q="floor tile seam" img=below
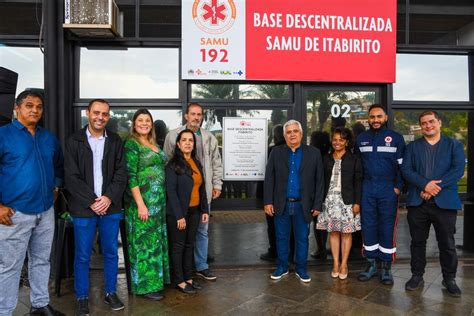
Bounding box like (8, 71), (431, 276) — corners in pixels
(259, 289), (309, 304)
(224, 292), (303, 314)
(358, 287), (378, 302)
(343, 299), (407, 316)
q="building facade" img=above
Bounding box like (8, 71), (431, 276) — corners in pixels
(0, 0), (473, 214)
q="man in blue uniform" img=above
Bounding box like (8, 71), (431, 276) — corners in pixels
(356, 104), (405, 285)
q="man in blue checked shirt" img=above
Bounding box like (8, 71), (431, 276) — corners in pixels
(0, 90), (64, 316)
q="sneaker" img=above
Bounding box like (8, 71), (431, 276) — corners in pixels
(270, 268), (289, 280)
(196, 269), (217, 281)
(442, 279), (462, 297)
(380, 261), (394, 285)
(405, 275), (424, 291)
(296, 271), (311, 283)
(358, 258), (377, 282)
(104, 293), (125, 311)
(75, 299), (90, 316)
(30, 304), (65, 316)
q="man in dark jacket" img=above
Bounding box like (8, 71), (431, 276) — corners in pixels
(264, 120), (324, 283)
(401, 111), (465, 297)
(65, 99), (127, 315)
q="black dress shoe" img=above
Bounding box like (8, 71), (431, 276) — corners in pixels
(186, 280), (202, 290)
(176, 283), (196, 294)
(405, 275), (424, 291)
(142, 291), (164, 301)
(30, 304), (65, 316)
(442, 279), (462, 297)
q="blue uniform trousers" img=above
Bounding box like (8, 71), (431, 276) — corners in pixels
(361, 180), (398, 262)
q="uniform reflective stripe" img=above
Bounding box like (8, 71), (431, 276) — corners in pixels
(379, 245), (397, 254)
(377, 146), (397, 153)
(397, 158), (403, 164)
(363, 243), (379, 251)
(359, 146), (373, 152)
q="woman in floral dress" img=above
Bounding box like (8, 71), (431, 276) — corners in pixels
(124, 109), (170, 300)
(317, 127), (362, 280)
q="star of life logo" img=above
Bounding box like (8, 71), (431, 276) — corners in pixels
(192, 0), (237, 34)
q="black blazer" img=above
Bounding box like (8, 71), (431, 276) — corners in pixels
(64, 127), (127, 217)
(165, 159), (209, 220)
(323, 152), (363, 205)
(263, 144), (324, 223)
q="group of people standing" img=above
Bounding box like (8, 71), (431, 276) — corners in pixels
(263, 104), (465, 298)
(0, 92), (222, 316)
(0, 91), (465, 316)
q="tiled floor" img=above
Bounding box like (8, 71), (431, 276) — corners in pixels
(15, 260), (474, 315)
(14, 210), (474, 315)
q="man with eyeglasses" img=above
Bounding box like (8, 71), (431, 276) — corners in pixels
(356, 104), (405, 285)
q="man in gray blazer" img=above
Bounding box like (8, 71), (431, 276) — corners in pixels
(264, 120), (324, 282)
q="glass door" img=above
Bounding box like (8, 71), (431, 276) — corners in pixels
(303, 87), (382, 144)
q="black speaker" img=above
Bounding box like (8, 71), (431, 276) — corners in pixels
(0, 67), (18, 126)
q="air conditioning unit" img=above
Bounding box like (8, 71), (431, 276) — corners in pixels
(63, 0), (123, 38)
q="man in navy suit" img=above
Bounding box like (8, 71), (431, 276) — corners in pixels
(264, 120), (324, 283)
(401, 110), (465, 297)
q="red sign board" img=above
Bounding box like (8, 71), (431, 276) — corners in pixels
(246, 0), (396, 82)
(182, 0), (397, 83)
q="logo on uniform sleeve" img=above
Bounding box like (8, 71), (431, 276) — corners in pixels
(384, 136), (392, 146)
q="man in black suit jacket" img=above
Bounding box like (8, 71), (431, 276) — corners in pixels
(264, 120), (324, 283)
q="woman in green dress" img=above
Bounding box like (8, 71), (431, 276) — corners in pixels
(124, 109), (170, 300)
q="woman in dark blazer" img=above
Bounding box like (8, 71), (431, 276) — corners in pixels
(166, 129), (209, 294)
(317, 127), (362, 280)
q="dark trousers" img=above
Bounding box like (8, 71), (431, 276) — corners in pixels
(407, 202), (458, 280)
(265, 214), (295, 259)
(167, 207), (200, 285)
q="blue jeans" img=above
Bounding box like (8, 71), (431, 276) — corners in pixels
(194, 205), (210, 271)
(274, 202), (310, 273)
(73, 212), (123, 299)
(0, 206), (55, 316)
